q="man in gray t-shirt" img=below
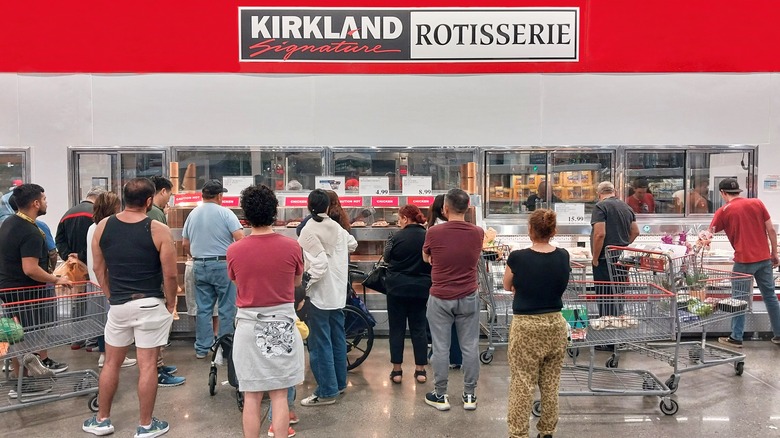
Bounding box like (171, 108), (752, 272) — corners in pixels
(591, 181), (639, 318)
(182, 180), (244, 358)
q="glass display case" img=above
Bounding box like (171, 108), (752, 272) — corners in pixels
(0, 149), (28, 193)
(625, 151), (685, 214)
(485, 150), (612, 215)
(70, 148), (167, 201)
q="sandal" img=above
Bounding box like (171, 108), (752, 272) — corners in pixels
(414, 369), (427, 383)
(390, 370), (403, 384)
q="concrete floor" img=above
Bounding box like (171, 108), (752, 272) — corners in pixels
(4, 338), (780, 438)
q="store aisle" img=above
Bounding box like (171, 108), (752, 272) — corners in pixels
(5, 338), (780, 437)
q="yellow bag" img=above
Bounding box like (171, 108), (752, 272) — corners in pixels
(295, 318), (309, 340)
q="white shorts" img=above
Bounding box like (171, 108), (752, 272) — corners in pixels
(104, 298), (174, 349)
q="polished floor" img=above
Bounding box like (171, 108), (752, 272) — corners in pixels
(4, 336), (780, 437)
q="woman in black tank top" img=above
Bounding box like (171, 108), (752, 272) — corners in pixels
(502, 209), (570, 438)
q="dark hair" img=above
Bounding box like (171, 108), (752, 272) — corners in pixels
(8, 195), (17, 212)
(445, 188), (470, 214)
(308, 189), (330, 222)
(326, 191), (351, 231)
(123, 178), (155, 208)
(399, 205), (426, 225)
(241, 185), (277, 227)
(633, 178), (650, 189)
(12, 184), (44, 209)
(149, 176), (173, 193)
(93, 192), (121, 224)
(528, 208), (557, 241)
(427, 194), (447, 228)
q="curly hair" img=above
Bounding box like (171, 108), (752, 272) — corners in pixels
(240, 185), (278, 227)
(399, 204), (426, 225)
(528, 208), (557, 241)
(93, 192), (120, 224)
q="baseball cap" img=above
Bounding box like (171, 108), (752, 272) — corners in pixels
(202, 179), (228, 196)
(718, 178), (743, 194)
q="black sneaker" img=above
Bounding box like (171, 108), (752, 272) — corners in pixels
(718, 337), (743, 348)
(40, 356), (68, 373)
(462, 392), (477, 410)
(425, 391), (450, 411)
(537, 435), (553, 438)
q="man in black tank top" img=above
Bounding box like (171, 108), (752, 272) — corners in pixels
(83, 178), (178, 438)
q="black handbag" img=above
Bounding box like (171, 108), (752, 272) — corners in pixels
(362, 256), (388, 294)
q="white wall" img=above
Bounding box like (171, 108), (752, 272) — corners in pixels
(0, 72), (778, 229)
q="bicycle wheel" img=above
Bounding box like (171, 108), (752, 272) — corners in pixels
(343, 305), (374, 370)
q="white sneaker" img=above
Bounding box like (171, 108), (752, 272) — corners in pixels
(23, 353), (54, 377)
(98, 354), (137, 368)
(300, 394), (336, 406)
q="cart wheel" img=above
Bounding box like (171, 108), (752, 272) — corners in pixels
(479, 351), (493, 365)
(659, 399), (679, 416)
(665, 375), (679, 393)
(531, 400), (542, 418)
(88, 395), (99, 413)
(735, 361), (744, 376)
(236, 391), (244, 412)
(566, 348), (579, 358)
(605, 356), (619, 368)
(208, 370), (217, 396)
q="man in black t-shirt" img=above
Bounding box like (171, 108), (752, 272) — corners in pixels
(0, 184), (71, 379)
(591, 181), (639, 321)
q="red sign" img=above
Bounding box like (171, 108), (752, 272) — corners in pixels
(339, 197), (363, 207)
(285, 197), (309, 207)
(221, 196), (240, 207)
(371, 196), (399, 207)
(407, 196), (434, 207)
(173, 193), (201, 205)
(3, 2), (780, 73)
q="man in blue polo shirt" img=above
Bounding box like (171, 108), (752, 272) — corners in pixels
(182, 180), (244, 358)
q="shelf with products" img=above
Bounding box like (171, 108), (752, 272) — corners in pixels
(167, 191), (479, 281)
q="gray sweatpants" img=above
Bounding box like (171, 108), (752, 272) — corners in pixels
(427, 291), (480, 396)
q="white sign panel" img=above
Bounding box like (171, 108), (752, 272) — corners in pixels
(315, 175), (345, 196)
(222, 176), (255, 195)
(410, 10), (578, 60)
(555, 203), (586, 224)
(359, 176), (390, 196)
(402, 176), (433, 196)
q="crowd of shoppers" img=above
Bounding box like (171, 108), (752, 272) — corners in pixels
(7, 174), (780, 438)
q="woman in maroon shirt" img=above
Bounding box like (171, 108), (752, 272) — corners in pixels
(227, 185), (304, 438)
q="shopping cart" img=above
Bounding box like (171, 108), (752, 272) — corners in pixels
(477, 247), (589, 365)
(604, 245), (752, 392)
(477, 245), (512, 364)
(0, 282), (107, 413)
(533, 280), (680, 417)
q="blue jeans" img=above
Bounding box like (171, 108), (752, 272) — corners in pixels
(731, 259), (780, 341)
(307, 304), (347, 399)
(194, 259), (237, 355)
(268, 386), (296, 421)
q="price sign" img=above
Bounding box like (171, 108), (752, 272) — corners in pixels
(315, 176), (345, 196)
(402, 176), (432, 196)
(222, 176), (254, 195)
(555, 203), (586, 224)
(359, 176), (390, 196)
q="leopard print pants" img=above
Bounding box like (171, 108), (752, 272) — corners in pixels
(507, 312), (568, 438)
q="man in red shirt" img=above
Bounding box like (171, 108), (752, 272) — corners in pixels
(710, 178), (780, 348)
(422, 189), (484, 412)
